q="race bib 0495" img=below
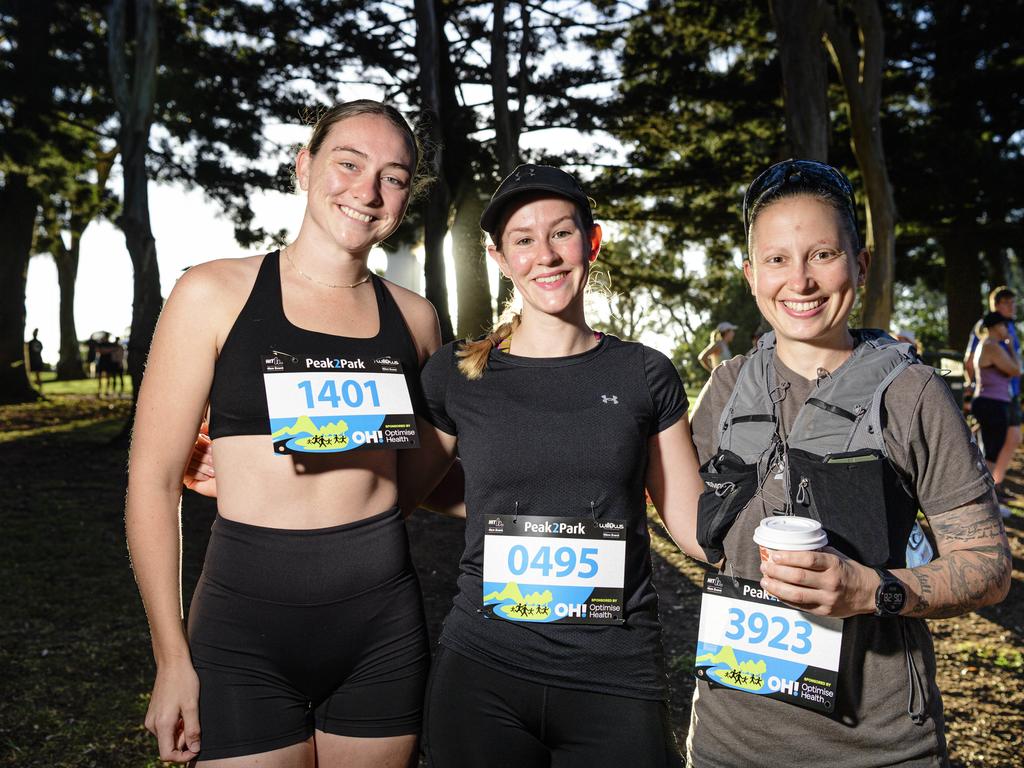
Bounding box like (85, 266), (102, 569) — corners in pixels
(694, 573), (844, 714)
(482, 514), (627, 625)
(262, 353), (419, 454)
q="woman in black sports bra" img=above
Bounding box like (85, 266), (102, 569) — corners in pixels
(125, 101), (449, 767)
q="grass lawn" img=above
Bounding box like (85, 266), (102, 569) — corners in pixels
(34, 372), (133, 398)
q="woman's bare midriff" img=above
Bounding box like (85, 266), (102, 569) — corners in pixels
(211, 435), (400, 529)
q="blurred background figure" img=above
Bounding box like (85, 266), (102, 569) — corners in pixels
(26, 328), (44, 390)
(965, 287), (1021, 504)
(970, 310), (1021, 515)
(749, 321), (770, 354)
(698, 320), (737, 372)
(109, 337), (126, 395)
(95, 332), (115, 396)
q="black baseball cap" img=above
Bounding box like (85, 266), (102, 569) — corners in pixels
(480, 164), (593, 236)
(983, 310), (1009, 329)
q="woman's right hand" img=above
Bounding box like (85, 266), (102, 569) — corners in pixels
(183, 421), (217, 498)
(145, 658), (202, 763)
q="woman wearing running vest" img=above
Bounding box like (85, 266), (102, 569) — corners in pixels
(970, 311), (1021, 480)
(400, 164), (706, 767)
(126, 101), (443, 766)
(687, 160), (1010, 766)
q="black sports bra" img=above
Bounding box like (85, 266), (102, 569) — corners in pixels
(208, 251), (425, 439)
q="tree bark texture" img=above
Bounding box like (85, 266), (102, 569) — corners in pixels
(942, 231), (983, 350)
(52, 150), (115, 380)
(414, 0), (455, 343)
(490, 1), (532, 314)
(108, 0), (162, 431)
(452, 184), (492, 338)
(53, 237), (85, 380)
(823, 0), (896, 331)
(0, 0), (54, 403)
(0, 176), (42, 403)
(771, 0), (829, 162)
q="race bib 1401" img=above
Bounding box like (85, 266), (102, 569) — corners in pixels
(482, 514), (627, 625)
(262, 352), (419, 454)
(694, 573), (844, 714)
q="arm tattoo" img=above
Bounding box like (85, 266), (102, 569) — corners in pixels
(929, 502), (1005, 541)
(903, 500), (1011, 619)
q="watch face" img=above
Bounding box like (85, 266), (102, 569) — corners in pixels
(878, 579), (906, 614)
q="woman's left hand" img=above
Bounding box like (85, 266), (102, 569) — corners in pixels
(758, 546), (876, 618)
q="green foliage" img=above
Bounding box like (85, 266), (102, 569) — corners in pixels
(893, 277), (949, 354)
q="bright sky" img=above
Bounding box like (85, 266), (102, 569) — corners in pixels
(26, 182), (305, 364)
(24, 124), (627, 366)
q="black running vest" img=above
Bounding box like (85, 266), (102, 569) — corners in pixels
(208, 251), (424, 439)
(696, 330), (922, 569)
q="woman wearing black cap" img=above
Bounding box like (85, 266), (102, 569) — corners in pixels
(686, 159), (1010, 766)
(404, 163), (706, 767)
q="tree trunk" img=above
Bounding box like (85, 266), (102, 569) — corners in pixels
(823, 0), (896, 330)
(452, 183), (492, 338)
(53, 149), (115, 381)
(942, 230), (983, 350)
(0, 175), (42, 403)
(53, 237), (86, 380)
(771, 0), (829, 162)
(490, 0), (533, 313)
(108, 0), (162, 437)
(414, 0), (455, 343)
(0, 0), (53, 403)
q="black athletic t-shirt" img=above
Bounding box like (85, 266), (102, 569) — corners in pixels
(420, 334), (687, 700)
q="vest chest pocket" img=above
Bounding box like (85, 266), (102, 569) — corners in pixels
(787, 448), (916, 568)
(697, 450), (759, 564)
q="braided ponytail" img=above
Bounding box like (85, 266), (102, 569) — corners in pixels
(456, 307), (523, 380)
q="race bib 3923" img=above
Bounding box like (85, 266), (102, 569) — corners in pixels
(695, 573), (844, 714)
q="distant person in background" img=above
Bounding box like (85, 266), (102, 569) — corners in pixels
(95, 332), (116, 396)
(26, 328), (43, 390)
(965, 286), (1021, 503)
(748, 321), (770, 354)
(698, 321), (737, 372)
(970, 311), (1020, 516)
(86, 336), (98, 378)
(109, 337), (126, 395)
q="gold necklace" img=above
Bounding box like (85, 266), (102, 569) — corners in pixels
(284, 247), (371, 289)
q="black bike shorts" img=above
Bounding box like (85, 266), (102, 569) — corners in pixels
(972, 396), (1010, 462)
(187, 508), (429, 760)
(423, 645), (683, 768)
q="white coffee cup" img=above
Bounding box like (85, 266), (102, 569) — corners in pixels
(753, 517), (828, 562)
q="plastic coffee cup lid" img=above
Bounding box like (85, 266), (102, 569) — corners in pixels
(752, 517), (828, 551)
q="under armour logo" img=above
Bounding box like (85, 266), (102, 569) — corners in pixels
(601, 395), (619, 404)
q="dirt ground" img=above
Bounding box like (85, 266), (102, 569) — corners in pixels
(1, 394), (1021, 766)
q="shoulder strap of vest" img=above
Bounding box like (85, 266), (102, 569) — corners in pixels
(717, 329), (919, 462)
(844, 330), (919, 457)
(715, 331), (781, 460)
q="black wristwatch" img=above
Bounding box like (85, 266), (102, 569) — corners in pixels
(873, 567), (906, 616)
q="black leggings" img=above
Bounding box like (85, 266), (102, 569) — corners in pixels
(423, 646), (682, 768)
(187, 509), (429, 761)
(972, 396), (1009, 462)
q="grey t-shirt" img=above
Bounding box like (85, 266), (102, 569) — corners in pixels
(686, 351), (992, 768)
